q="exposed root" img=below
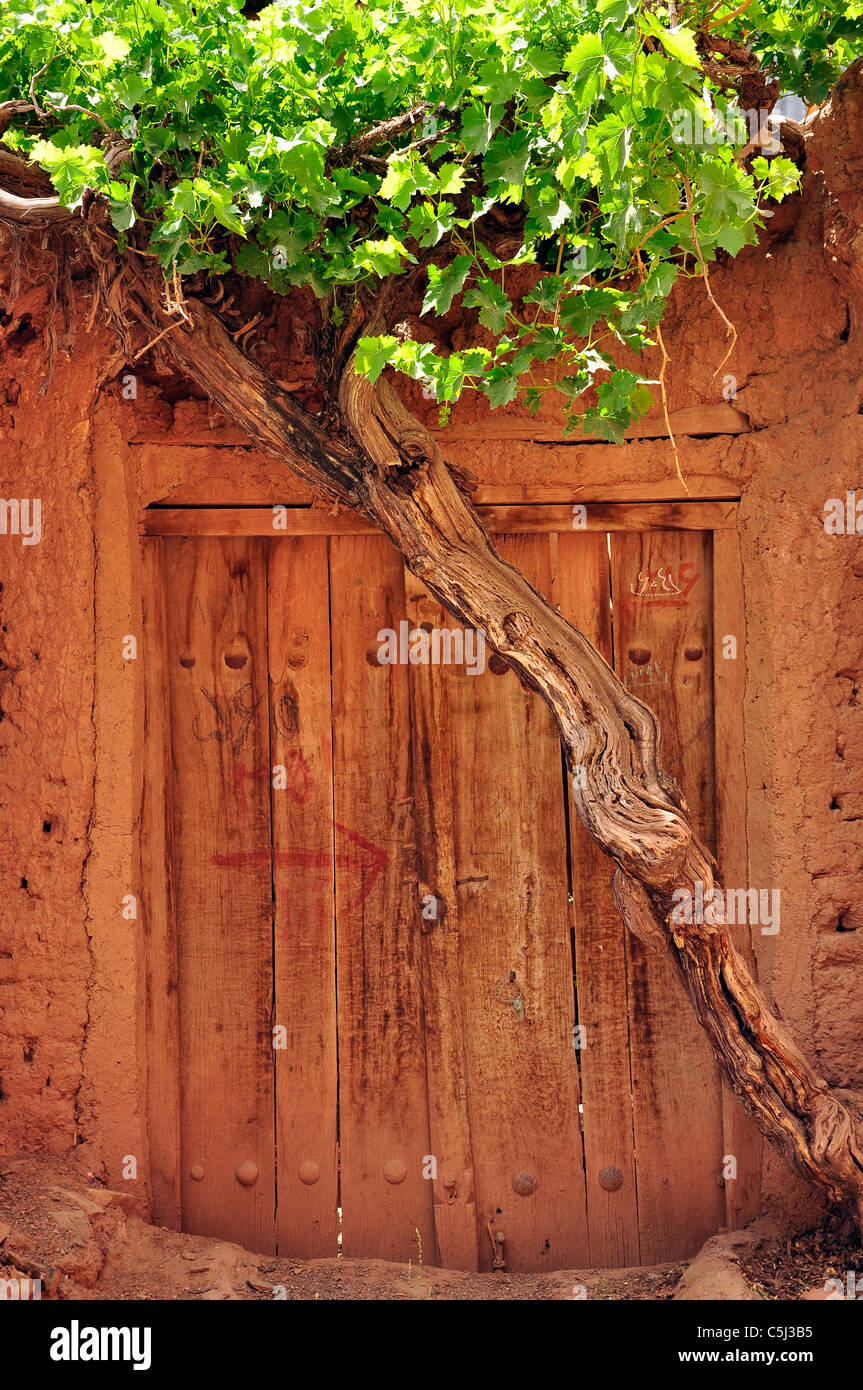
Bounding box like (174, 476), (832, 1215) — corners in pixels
(655, 321), (689, 496)
(636, 250), (689, 496)
(36, 249), (59, 397)
(133, 320), (182, 361)
(7, 225), (22, 304)
(684, 174), (738, 374)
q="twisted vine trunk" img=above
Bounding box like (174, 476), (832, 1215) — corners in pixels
(336, 366), (863, 1230)
(76, 204), (863, 1234)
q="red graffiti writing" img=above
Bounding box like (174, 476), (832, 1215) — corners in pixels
(211, 822), (388, 908)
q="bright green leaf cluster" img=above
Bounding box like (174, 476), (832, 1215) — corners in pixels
(0, 0), (858, 435)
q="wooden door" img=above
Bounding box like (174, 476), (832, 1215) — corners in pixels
(141, 507), (757, 1270)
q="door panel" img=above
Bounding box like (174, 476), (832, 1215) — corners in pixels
(329, 535), (436, 1262)
(268, 537), (339, 1257)
(439, 535), (590, 1272)
(556, 530), (641, 1268)
(610, 530), (724, 1262)
(165, 536), (277, 1252)
(148, 521), (743, 1269)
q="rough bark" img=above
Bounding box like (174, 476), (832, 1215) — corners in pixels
(0, 184), (70, 224)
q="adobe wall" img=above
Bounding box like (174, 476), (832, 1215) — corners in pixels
(1, 132), (862, 1240)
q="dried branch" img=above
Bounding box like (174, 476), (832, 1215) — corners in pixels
(332, 102), (447, 164)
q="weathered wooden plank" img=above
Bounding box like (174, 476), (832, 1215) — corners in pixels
(554, 531), (640, 1268)
(403, 569), (481, 1271)
(139, 538), (182, 1228)
(445, 535), (590, 1273)
(165, 536), (277, 1253)
(141, 506), (364, 537)
(713, 527), (762, 1230)
(268, 538), (339, 1257)
(138, 475), (741, 510)
(329, 535), (435, 1262)
(484, 502), (737, 533)
(140, 501), (738, 538)
(609, 529), (725, 1263)
(471, 481), (740, 504)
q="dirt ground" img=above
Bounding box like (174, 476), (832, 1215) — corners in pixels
(0, 1153), (686, 1301)
(4, 1152), (858, 1301)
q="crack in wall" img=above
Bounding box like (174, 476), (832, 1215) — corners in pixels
(72, 419), (99, 1154)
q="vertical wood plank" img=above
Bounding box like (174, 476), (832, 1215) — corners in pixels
(166, 536), (276, 1253)
(713, 527), (762, 1229)
(554, 531), (641, 1267)
(403, 564), (480, 1273)
(140, 538), (181, 1228)
(329, 535), (435, 1262)
(610, 530), (725, 1262)
(446, 535), (590, 1273)
(268, 538), (339, 1257)
(403, 569), (481, 1271)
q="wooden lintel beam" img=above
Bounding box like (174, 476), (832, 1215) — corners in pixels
(140, 500), (738, 538)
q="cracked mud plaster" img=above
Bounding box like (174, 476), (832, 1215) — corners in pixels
(1, 132), (863, 1235)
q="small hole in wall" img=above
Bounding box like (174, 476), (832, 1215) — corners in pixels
(8, 315), (36, 346)
(20, 877), (27, 890)
(836, 914), (858, 932)
(830, 797), (841, 811)
(22, 1043), (34, 1063)
(42, 820), (52, 834)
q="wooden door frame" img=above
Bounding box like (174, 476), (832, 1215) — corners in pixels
(138, 498), (758, 1254)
